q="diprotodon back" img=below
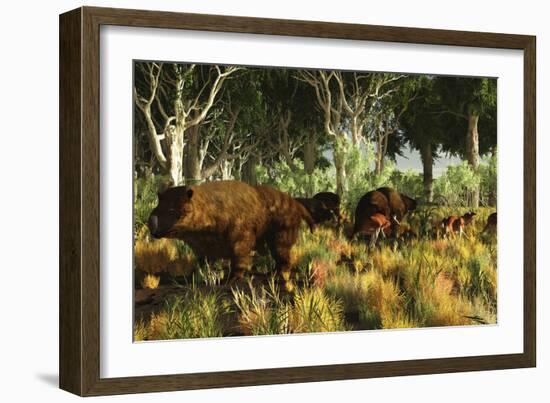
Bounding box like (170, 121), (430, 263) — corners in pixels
(183, 180), (266, 231)
(254, 185), (315, 232)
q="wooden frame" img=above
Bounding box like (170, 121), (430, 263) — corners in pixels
(59, 6), (536, 396)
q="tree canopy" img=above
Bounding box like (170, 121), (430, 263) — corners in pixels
(133, 62), (497, 206)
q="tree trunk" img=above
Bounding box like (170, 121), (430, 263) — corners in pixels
(220, 159), (233, 180)
(419, 141), (434, 203)
(466, 113), (480, 207)
(333, 141), (347, 198)
(185, 126), (202, 185)
(375, 149), (385, 176)
(351, 116), (361, 146)
(241, 156), (258, 185)
(303, 132), (316, 197)
(375, 135), (386, 176)
(166, 125), (184, 186)
(303, 136), (316, 175)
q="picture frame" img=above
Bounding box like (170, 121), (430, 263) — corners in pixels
(59, 6), (536, 396)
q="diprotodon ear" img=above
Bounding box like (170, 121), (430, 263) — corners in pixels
(186, 188), (194, 199)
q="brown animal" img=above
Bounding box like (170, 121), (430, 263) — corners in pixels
(147, 181), (314, 290)
(352, 212), (392, 248)
(441, 212), (476, 238)
(312, 192), (341, 225)
(295, 197), (335, 224)
(482, 212), (497, 234)
(352, 188), (416, 244)
(375, 187), (417, 235)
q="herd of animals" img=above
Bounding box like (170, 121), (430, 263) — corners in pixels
(147, 180), (497, 291)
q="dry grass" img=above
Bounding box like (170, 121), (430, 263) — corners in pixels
(136, 287), (230, 340)
(290, 287), (347, 333)
(134, 236), (196, 289)
(141, 274), (160, 289)
(134, 238), (177, 274)
(134, 207), (498, 340)
(232, 279), (347, 335)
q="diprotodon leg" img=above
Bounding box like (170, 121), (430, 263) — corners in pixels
(268, 229), (298, 292)
(229, 238), (255, 283)
(370, 227), (380, 248)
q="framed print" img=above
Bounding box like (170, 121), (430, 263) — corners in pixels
(59, 6), (536, 396)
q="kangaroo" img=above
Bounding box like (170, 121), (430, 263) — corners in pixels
(441, 212), (476, 239)
(352, 212), (393, 248)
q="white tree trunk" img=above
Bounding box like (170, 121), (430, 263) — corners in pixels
(420, 141), (433, 203)
(220, 159), (233, 180)
(166, 126), (184, 186)
(466, 113), (480, 208)
(334, 139), (347, 198)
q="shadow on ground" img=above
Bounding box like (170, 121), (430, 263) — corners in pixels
(35, 373), (58, 388)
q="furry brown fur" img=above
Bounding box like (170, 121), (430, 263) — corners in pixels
(148, 180), (314, 290)
(352, 190), (391, 238)
(352, 212), (392, 247)
(482, 212), (497, 234)
(441, 212), (476, 238)
(312, 192), (341, 224)
(295, 197), (335, 224)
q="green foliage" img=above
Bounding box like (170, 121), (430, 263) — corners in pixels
(154, 286), (230, 340)
(388, 169), (424, 200)
(478, 152), (497, 206)
(343, 142), (376, 211)
(433, 156), (497, 207)
(432, 161), (479, 206)
(133, 174), (167, 233)
(343, 143), (424, 212)
(232, 278), (292, 336)
(255, 159), (334, 197)
(292, 288), (347, 333)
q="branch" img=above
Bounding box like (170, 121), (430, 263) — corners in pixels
(186, 66), (241, 129)
(431, 109), (468, 120)
(201, 105), (241, 178)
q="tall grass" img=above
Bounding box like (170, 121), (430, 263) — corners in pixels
(136, 284), (230, 341)
(232, 278), (292, 336)
(291, 288), (347, 333)
(134, 205), (498, 340)
(232, 278), (347, 335)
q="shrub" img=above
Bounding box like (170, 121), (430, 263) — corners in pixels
(290, 288), (347, 333)
(433, 161), (480, 207)
(358, 271), (406, 329)
(233, 279), (347, 335)
(134, 174), (168, 233)
(134, 238), (178, 274)
(433, 155), (497, 207)
(255, 159), (334, 198)
(139, 286), (230, 340)
(325, 269), (367, 314)
(232, 278), (291, 336)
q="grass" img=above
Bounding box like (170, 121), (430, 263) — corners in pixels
(141, 274), (160, 289)
(135, 283), (231, 340)
(133, 206), (498, 341)
(232, 278), (347, 335)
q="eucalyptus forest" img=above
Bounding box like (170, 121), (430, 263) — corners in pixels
(133, 61), (498, 340)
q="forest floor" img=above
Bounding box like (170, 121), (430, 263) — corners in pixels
(133, 206), (497, 341)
